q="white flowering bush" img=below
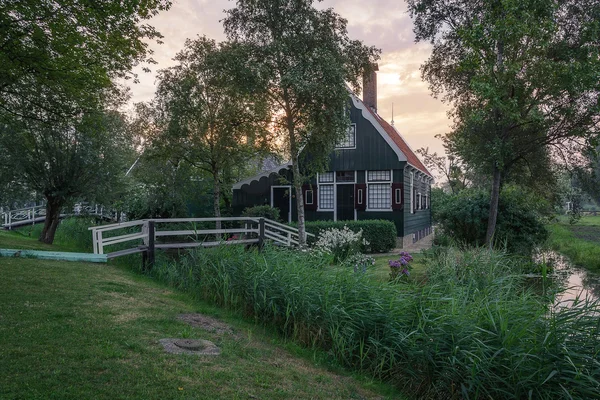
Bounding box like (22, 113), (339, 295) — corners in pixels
(314, 226), (369, 263)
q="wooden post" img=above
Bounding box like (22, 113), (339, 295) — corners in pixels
(147, 220), (155, 270)
(258, 218), (265, 249)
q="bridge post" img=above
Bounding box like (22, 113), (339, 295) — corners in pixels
(258, 218), (265, 249)
(147, 220), (155, 270)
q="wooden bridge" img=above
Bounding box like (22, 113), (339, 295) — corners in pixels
(1, 204), (121, 230)
(89, 217), (313, 264)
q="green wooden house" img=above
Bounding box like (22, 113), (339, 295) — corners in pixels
(232, 67), (433, 247)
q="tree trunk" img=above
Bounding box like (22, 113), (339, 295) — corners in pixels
(484, 166), (502, 248)
(213, 169), (222, 240)
(292, 155), (307, 247)
(39, 197), (63, 244)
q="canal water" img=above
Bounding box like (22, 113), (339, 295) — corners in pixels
(537, 251), (600, 306)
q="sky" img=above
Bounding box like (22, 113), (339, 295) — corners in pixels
(129, 0), (450, 157)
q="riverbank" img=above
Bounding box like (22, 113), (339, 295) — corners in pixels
(548, 216), (600, 271)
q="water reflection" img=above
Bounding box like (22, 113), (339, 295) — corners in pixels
(535, 251), (600, 306)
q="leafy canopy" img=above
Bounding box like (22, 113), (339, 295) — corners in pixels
(0, 0), (171, 120)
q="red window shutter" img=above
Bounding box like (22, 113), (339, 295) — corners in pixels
(355, 183), (366, 210)
(302, 184), (318, 211)
(392, 183), (403, 210)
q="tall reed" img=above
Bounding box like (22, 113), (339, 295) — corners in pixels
(152, 245), (600, 399)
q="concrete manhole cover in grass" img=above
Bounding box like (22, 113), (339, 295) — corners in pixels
(159, 338), (220, 356)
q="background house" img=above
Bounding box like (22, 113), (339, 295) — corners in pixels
(233, 67), (433, 247)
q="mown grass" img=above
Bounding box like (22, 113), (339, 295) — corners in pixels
(548, 216), (600, 271)
(0, 233), (402, 400)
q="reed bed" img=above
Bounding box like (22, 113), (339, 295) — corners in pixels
(152, 245), (600, 399)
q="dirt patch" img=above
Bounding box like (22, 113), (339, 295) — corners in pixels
(569, 225), (600, 242)
(159, 338), (220, 356)
(178, 314), (235, 335)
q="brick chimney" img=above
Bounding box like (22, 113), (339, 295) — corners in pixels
(362, 63), (379, 113)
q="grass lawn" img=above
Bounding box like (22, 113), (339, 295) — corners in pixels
(0, 233), (402, 400)
(548, 215), (600, 271)
(0, 229), (74, 251)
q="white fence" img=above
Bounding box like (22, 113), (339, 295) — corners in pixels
(1, 203), (122, 229)
(89, 217), (314, 260)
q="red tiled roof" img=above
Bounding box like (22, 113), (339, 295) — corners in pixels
(362, 104), (432, 177)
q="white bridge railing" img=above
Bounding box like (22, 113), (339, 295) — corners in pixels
(1, 203), (123, 229)
(88, 217), (314, 262)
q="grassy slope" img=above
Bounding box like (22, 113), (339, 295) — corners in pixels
(0, 231), (402, 400)
(548, 216), (600, 271)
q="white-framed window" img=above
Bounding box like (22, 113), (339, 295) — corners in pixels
(335, 124), (356, 149)
(319, 185), (334, 210)
(367, 170), (392, 210)
(367, 170), (391, 182)
(336, 170), (355, 183)
(305, 190), (314, 205)
(318, 172), (334, 183)
(417, 193), (422, 210)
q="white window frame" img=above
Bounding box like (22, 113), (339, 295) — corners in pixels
(410, 172), (414, 214)
(366, 169), (393, 211)
(335, 123), (357, 150)
(305, 189), (314, 205)
(317, 184), (334, 211)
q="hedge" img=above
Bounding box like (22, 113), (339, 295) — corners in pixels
(303, 220), (397, 253)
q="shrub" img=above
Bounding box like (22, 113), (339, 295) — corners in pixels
(304, 220), (396, 253)
(152, 245), (600, 399)
(435, 186), (548, 253)
(314, 226), (366, 263)
(241, 205), (280, 221)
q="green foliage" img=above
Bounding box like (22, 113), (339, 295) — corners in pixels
(408, 0), (600, 243)
(152, 245), (600, 399)
(241, 205), (280, 221)
(0, 0), (171, 120)
(150, 36), (271, 220)
(303, 220), (396, 253)
(435, 186), (548, 253)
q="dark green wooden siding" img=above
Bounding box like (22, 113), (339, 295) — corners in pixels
(326, 103), (404, 171)
(403, 167), (432, 237)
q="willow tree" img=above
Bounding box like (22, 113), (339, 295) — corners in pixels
(152, 36), (270, 226)
(223, 0), (379, 245)
(408, 0), (600, 246)
(0, 111), (135, 243)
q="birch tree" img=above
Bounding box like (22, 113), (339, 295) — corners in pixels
(223, 0), (379, 245)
